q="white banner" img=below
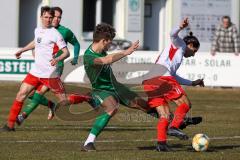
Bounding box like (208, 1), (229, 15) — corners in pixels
(0, 48), (239, 87)
(177, 53), (240, 87)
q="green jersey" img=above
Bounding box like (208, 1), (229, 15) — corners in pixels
(55, 25), (80, 68)
(84, 45), (138, 107)
(84, 46), (118, 91)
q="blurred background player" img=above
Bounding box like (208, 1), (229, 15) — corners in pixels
(0, 6), (70, 131)
(211, 16), (240, 56)
(0, 6), (89, 131)
(16, 6), (84, 125)
(143, 17), (204, 151)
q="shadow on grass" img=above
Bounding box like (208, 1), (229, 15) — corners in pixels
(15, 124), (155, 132)
(138, 144), (240, 152)
(207, 144), (240, 152)
(138, 144), (187, 152)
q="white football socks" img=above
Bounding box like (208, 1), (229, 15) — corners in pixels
(84, 133), (96, 146)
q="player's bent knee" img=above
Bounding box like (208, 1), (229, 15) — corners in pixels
(178, 101), (191, 109)
(107, 107), (118, 116)
(188, 103), (192, 108)
(160, 113), (170, 119)
(184, 100), (191, 108)
(175, 97), (191, 108)
(16, 91), (28, 101)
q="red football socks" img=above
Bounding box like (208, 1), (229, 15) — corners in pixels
(7, 100), (23, 128)
(157, 117), (169, 143)
(68, 94), (90, 104)
(170, 103), (190, 128)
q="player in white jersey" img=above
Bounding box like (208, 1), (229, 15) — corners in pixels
(0, 6), (86, 131)
(143, 18), (204, 151)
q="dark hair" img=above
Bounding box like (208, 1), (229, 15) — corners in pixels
(183, 32), (200, 49)
(41, 6), (54, 16)
(222, 15), (231, 22)
(52, 6), (63, 15)
(93, 23), (116, 42)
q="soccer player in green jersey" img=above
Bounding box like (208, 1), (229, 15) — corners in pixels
(82, 23), (202, 151)
(16, 6), (87, 125)
(52, 7), (80, 72)
(82, 23), (153, 151)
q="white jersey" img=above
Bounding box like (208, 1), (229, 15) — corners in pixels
(30, 27), (66, 78)
(155, 27), (192, 85)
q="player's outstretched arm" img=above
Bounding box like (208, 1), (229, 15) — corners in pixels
(179, 17), (189, 29)
(15, 40), (35, 59)
(67, 30), (80, 65)
(175, 74), (204, 87)
(94, 40), (139, 65)
(170, 17), (189, 37)
(170, 18), (189, 48)
(174, 74), (192, 86)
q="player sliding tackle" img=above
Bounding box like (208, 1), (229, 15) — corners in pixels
(142, 17), (204, 151)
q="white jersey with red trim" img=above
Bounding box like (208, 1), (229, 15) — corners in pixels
(30, 27), (66, 78)
(155, 27), (192, 85)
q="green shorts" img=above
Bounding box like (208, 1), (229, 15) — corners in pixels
(91, 83), (138, 107)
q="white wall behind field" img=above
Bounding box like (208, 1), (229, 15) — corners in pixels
(49, 0), (83, 45)
(0, 0), (239, 52)
(0, 1), (19, 47)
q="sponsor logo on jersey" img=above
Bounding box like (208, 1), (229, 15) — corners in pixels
(37, 37), (42, 43)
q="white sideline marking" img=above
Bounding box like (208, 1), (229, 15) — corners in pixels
(1, 136), (240, 143)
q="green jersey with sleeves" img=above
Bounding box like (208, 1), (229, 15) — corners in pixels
(83, 45), (118, 91)
(55, 25), (80, 74)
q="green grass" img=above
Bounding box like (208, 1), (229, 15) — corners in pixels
(0, 82), (240, 160)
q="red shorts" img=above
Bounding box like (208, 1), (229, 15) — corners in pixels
(143, 76), (186, 107)
(22, 73), (65, 94)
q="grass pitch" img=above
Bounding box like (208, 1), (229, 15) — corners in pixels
(0, 82), (240, 160)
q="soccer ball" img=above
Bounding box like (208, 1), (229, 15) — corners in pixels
(192, 133), (210, 152)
